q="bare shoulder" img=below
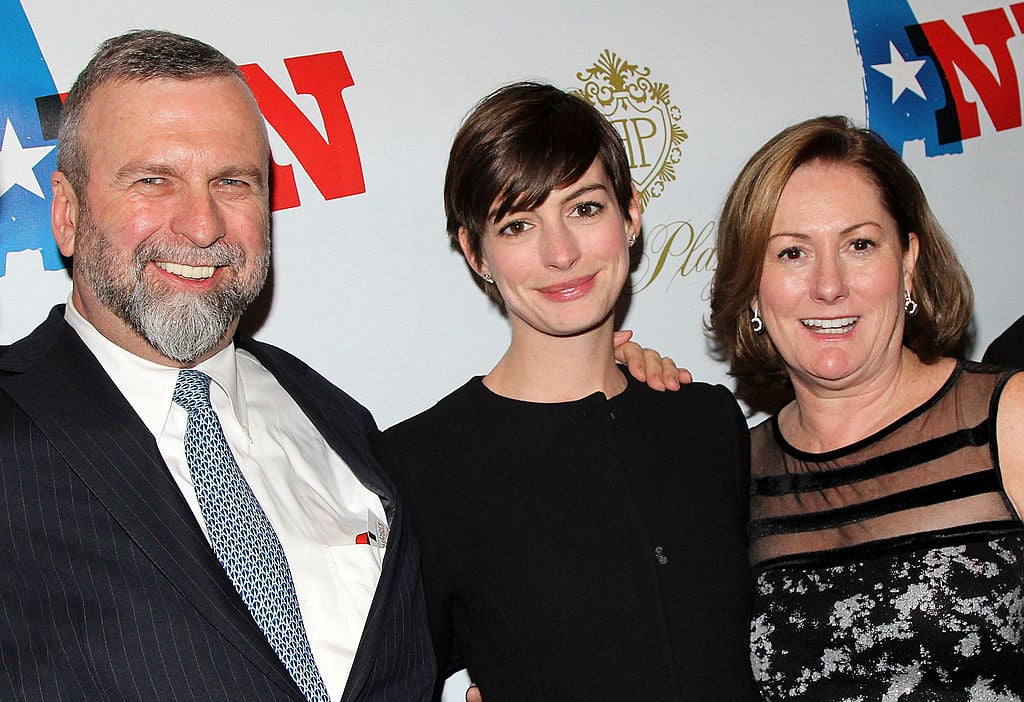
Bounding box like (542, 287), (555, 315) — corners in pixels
(995, 371), (1024, 515)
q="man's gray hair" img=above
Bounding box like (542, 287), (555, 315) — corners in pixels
(57, 29), (250, 194)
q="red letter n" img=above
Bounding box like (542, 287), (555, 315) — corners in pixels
(917, 8), (1022, 140)
(241, 52), (365, 211)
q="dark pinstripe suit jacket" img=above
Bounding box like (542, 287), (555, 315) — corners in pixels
(0, 306), (435, 701)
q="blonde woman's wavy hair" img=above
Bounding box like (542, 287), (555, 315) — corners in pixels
(707, 115), (972, 393)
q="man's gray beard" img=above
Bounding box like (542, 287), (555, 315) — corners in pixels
(77, 215), (269, 365)
(116, 276), (252, 364)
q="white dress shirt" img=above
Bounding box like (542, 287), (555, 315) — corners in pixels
(65, 302), (386, 702)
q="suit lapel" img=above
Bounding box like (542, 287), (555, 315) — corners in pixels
(1, 310), (304, 701)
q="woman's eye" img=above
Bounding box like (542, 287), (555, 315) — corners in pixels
(498, 220), (531, 236)
(778, 247), (803, 260)
(850, 238), (875, 251)
(572, 201), (603, 218)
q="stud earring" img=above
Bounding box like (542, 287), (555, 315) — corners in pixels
(482, 272), (494, 284)
(904, 289), (918, 317)
(628, 232), (638, 247)
(750, 309), (765, 334)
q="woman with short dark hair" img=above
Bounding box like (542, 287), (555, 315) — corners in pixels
(375, 82), (757, 701)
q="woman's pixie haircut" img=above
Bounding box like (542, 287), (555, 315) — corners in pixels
(443, 82), (635, 304)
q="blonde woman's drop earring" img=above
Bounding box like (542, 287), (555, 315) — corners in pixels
(750, 309), (765, 334)
(904, 289), (918, 317)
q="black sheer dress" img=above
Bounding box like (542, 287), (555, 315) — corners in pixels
(749, 361), (1024, 700)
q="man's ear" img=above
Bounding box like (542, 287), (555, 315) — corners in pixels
(51, 172), (81, 257)
(457, 227), (490, 280)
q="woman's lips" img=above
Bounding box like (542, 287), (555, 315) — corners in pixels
(538, 274), (596, 301)
(801, 316), (859, 334)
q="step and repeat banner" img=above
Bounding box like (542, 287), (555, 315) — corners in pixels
(3, 0), (1023, 436)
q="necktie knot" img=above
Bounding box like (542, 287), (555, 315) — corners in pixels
(173, 369), (213, 413)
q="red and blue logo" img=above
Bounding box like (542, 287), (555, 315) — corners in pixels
(0, 0), (62, 275)
(849, 0), (1024, 156)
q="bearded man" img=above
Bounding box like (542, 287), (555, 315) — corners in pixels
(0, 30), (434, 702)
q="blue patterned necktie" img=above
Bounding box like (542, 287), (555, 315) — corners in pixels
(172, 369), (330, 702)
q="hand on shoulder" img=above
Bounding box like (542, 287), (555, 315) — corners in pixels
(612, 330), (693, 390)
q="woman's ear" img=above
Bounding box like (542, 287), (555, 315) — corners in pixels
(458, 227), (491, 280)
(51, 172), (81, 257)
(626, 186), (643, 241)
(903, 231), (920, 292)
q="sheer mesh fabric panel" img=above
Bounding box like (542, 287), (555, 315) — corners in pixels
(749, 364), (1018, 569)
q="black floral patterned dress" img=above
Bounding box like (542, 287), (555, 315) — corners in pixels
(749, 361), (1024, 701)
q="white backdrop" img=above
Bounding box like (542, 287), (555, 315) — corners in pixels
(5, 0), (1022, 429)
(2, 1), (1023, 695)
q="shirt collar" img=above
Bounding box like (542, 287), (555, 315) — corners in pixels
(63, 298), (249, 438)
